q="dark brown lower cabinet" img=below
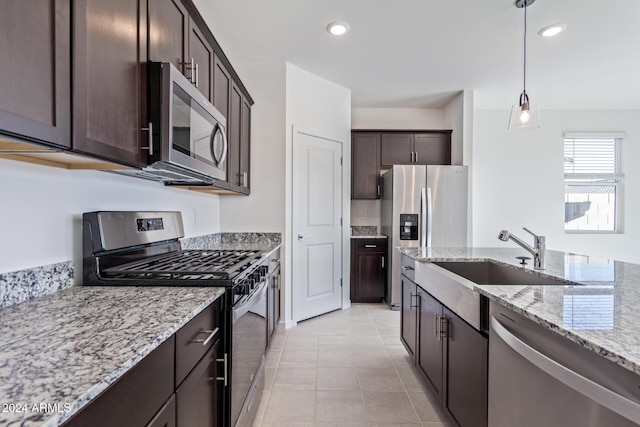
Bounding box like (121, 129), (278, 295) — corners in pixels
(404, 281), (488, 427)
(176, 338), (223, 427)
(147, 395), (176, 427)
(400, 276), (417, 359)
(443, 307), (488, 427)
(417, 287), (444, 403)
(63, 336), (175, 427)
(267, 264), (281, 343)
(351, 239), (386, 303)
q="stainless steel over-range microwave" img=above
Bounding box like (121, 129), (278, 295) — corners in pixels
(134, 62), (228, 184)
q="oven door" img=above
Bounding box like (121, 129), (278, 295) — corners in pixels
(231, 279), (267, 427)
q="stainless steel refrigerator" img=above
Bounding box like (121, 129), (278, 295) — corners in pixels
(381, 165), (468, 310)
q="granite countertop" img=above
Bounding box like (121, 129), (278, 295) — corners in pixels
(350, 235), (387, 239)
(400, 247), (640, 376)
(0, 285), (225, 426)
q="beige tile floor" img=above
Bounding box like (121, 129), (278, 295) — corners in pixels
(253, 303), (452, 427)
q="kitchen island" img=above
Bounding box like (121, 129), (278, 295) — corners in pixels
(400, 246), (640, 375)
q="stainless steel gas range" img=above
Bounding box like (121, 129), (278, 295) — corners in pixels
(82, 211), (267, 427)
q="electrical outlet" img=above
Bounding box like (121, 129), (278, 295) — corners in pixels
(193, 207), (199, 225)
(361, 210), (367, 219)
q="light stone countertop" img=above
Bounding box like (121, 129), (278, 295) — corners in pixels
(350, 235), (388, 239)
(400, 247), (640, 376)
(0, 286), (225, 426)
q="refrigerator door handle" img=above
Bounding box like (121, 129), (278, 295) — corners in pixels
(420, 187), (427, 247)
(426, 187), (433, 247)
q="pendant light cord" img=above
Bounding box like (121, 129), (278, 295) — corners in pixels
(523, 2), (527, 93)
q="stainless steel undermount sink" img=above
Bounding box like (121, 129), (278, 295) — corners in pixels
(432, 261), (576, 286)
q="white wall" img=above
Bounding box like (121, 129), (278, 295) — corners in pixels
(218, 61), (286, 233)
(473, 109), (640, 263)
(0, 158), (220, 275)
(352, 107), (445, 130)
(285, 63), (351, 326)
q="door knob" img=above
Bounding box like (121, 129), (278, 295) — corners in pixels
(297, 234), (311, 240)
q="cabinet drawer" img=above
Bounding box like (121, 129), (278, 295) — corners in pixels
(64, 336), (174, 427)
(176, 298), (222, 386)
(355, 239), (386, 252)
(400, 254), (416, 281)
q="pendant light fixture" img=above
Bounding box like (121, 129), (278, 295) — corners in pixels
(508, 0), (541, 131)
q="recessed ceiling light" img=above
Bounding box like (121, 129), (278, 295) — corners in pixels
(326, 21), (350, 36)
(538, 23), (567, 37)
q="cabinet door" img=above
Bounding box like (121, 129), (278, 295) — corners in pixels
(146, 394), (176, 427)
(188, 18), (213, 102)
(444, 307), (488, 427)
(400, 277), (417, 359)
(227, 84), (242, 191)
(73, 0), (145, 167)
(239, 96), (251, 193)
(148, 0), (188, 73)
(413, 133), (452, 165)
(176, 339), (223, 427)
(351, 240), (386, 303)
(380, 133), (413, 167)
(0, 0), (71, 148)
(213, 56), (231, 120)
(417, 287), (444, 405)
(351, 132), (381, 199)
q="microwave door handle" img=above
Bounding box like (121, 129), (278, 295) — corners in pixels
(210, 124), (228, 166)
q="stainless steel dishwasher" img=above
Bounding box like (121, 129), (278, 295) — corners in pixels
(489, 301), (640, 427)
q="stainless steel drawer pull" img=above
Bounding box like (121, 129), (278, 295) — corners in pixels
(209, 352), (228, 386)
(410, 293), (420, 309)
(365, 244), (377, 248)
(401, 265), (414, 271)
(381, 256), (385, 268)
(191, 327), (219, 346)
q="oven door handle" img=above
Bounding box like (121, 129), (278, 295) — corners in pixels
(233, 280), (267, 324)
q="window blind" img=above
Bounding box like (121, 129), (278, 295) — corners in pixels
(564, 138), (620, 175)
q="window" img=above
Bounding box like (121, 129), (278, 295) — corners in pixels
(564, 133), (625, 232)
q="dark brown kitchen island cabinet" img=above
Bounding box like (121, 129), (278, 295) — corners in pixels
(0, 0), (71, 148)
(380, 131), (452, 167)
(351, 239), (386, 303)
(351, 132), (381, 199)
(72, 0), (147, 167)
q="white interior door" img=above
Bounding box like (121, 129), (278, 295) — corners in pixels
(293, 130), (343, 322)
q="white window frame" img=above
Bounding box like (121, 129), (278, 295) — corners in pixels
(563, 132), (626, 234)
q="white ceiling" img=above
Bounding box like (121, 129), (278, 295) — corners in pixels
(194, 0), (640, 110)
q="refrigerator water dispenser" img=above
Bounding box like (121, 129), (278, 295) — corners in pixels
(399, 214), (419, 240)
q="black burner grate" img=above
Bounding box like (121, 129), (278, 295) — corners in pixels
(101, 250), (260, 280)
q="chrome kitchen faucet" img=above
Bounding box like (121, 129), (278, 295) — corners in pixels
(498, 228), (546, 270)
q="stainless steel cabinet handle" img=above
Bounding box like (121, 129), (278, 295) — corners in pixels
(243, 171), (248, 187)
(434, 313), (439, 337)
(491, 317), (640, 425)
(415, 151), (418, 163)
(440, 317), (448, 340)
(190, 58), (195, 83)
(377, 184), (381, 197)
(410, 293), (420, 309)
(191, 327), (219, 346)
(140, 122), (153, 156)
(401, 265), (414, 271)
(194, 62), (199, 88)
(381, 256), (385, 268)
(210, 352), (228, 386)
(365, 244), (377, 248)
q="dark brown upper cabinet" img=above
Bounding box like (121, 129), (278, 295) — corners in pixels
(352, 132), (381, 199)
(148, 0), (213, 103)
(0, 0), (71, 148)
(227, 83), (251, 194)
(72, 0), (147, 167)
(213, 57), (231, 120)
(380, 131), (452, 167)
(148, 0), (189, 74)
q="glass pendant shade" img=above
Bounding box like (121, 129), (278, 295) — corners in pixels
(508, 91), (541, 130)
